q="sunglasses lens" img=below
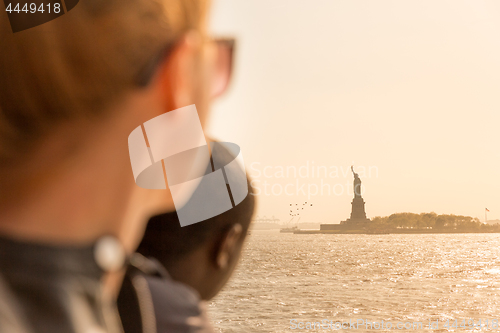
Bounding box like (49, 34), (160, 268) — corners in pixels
(211, 40), (234, 98)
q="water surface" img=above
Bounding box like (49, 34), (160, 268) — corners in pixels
(209, 231), (500, 332)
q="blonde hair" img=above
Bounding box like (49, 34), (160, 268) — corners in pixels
(0, 0), (210, 165)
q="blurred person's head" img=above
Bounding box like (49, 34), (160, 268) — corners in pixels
(0, 0), (233, 251)
(136, 185), (255, 300)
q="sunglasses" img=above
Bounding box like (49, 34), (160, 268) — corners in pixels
(135, 36), (236, 99)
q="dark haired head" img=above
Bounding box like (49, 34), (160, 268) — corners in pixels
(136, 183), (255, 299)
(138, 184), (254, 263)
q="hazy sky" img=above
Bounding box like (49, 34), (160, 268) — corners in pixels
(208, 0), (500, 224)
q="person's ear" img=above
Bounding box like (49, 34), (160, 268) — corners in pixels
(215, 224), (243, 269)
(157, 30), (203, 112)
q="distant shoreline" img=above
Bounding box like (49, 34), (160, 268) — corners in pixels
(315, 213), (500, 234)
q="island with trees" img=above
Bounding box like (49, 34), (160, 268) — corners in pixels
(369, 212), (500, 233)
(296, 212), (500, 234)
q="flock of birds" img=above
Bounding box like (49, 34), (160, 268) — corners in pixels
(289, 202), (313, 217)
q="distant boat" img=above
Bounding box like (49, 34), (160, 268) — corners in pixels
(281, 216), (301, 233)
(280, 226), (299, 233)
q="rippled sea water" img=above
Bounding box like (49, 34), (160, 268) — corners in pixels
(209, 231), (500, 332)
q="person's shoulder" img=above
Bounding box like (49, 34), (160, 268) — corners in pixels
(118, 254), (215, 333)
(145, 275), (214, 333)
(144, 273), (201, 314)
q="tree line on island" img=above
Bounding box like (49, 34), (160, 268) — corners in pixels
(369, 212), (500, 232)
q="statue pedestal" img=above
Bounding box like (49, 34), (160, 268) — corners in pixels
(341, 197), (371, 225)
(319, 199), (371, 230)
(350, 197), (367, 219)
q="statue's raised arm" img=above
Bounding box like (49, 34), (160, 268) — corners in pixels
(351, 165), (359, 178)
(351, 165), (361, 197)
